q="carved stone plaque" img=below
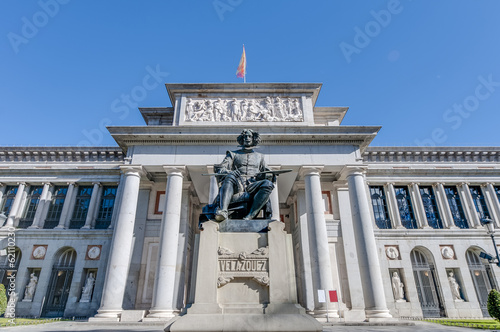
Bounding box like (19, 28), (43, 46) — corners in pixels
(185, 97), (303, 123)
(217, 246), (269, 287)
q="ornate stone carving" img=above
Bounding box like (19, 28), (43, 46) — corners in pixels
(217, 245), (269, 288)
(385, 246), (399, 260)
(218, 246), (235, 256)
(253, 275), (270, 287)
(185, 97), (303, 123)
(32, 245), (47, 260)
(217, 275), (234, 288)
(441, 246), (455, 259)
(86, 245), (102, 260)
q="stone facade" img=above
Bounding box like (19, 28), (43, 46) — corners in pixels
(0, 83), (499, 322)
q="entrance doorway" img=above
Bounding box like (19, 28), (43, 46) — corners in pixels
(42, 248), (76, 317)
(411, 249), (444, 317)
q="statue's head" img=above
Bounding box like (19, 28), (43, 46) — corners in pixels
(237, 129), (260, 148)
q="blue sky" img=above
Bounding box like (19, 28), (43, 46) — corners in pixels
(1, 0), (499, 147)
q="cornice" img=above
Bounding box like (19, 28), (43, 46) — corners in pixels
(0, 147), (124, 164)
(364, 147), (500, 163)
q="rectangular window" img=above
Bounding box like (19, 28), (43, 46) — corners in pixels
(495, 186), (500, 205)
(44, 186), (68, 229)
(419, 186), (443, 229)
(444, 186), (468, 229)
(95, 186), (117, 229)
(394, 186), (417, 229)
(1, 186), (18, 216)
(469, 186), (491, 220)
(19, 186), (43, 228)
(69, 186), (93, 229)
(322, 191), (332, 214)
(369, 186), (391, 229)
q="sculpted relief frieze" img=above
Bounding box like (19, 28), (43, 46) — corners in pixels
(185, 97), (303, 122)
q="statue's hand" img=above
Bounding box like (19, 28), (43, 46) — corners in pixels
(229, 169), (241, 178)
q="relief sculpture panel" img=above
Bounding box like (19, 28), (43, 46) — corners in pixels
(185, 97), (303, 122)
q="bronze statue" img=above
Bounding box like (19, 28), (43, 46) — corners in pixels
(200, 129), (289, 225)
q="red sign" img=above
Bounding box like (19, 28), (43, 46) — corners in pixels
(329, 290), (338, 303)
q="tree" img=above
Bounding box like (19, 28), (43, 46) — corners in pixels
(0, 284), (7, 316)
(488, 289), (500, 321)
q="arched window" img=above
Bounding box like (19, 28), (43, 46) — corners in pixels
(467, 249), (495, 316)
(0, 247), (21, 291)
(43, 248), (76, 317)
(411, 249), (444, 317)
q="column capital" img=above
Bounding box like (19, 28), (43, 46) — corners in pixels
(410, 182), (420, 187)
(339, 165), (368, 180)
(92, 182), (102, 187)
(386, 182), (395, 187)
(119, 165), (144, 176)
(299, 165), (324, 177)
(163, 165), (186, 177)
(17, 182), (26, 186)
(461, 182), (470, 186)
(42, 182), (52, 187)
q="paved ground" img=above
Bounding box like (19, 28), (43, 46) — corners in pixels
(0, 320), (483, 332)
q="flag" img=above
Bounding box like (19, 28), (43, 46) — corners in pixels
(236, 45), (246, 79)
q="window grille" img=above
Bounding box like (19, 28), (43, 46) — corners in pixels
(419, 186), (443, 229)
(69, 186), (93, 229)
(18, 186), (43, 228)
(469, 186), (491, 220)
(394, 186), (417, 229)
(369, 186), (391, 229)
(1, 186), (18, 216)
(95, 186), (117, 229)
(44, 186), (68, 229)
(444, 186), (468, 229)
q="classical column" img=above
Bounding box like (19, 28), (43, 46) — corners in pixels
(29, 182), (51, 229)
(93, 166), (143, 321)
(148, 166), (185, 319)
(55, 182), (78, 229)
(0, 184), (6, 213)
(295, 187), (315, 312)
(206, 165), (219, 205)
(486, 183), (500, 227)
(384, 183), (403, 228)
(82, 183), (101, 229)
(3, 182), (26, 228)
(269, 165), (281, 221)
(300, 166), (337, 317)
(459, 182), (481, 228)
(343, 166), (392, 320)
(434, 183), (457, 229)
(409, 183), (429, 228)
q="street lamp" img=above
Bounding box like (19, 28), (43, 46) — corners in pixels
(480, 217), (500, 267)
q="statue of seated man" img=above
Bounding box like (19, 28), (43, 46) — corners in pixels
(214, 129), (274, 221)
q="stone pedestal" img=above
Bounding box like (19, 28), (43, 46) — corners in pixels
(165, 220), (321, 332)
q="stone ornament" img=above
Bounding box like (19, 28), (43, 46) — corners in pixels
(32, 245), (47, 260)
(217, 245), (269, 288)
(385, 246), (400, 260)
(185, 97), (303, 123)
(448, 271), (464, 302)
(23, 273), (38, 302)
(441, 246), (455, 260)
(80, 272), (96, 302)
(86, 245), (102, 260)
(391, 271), (405, 302)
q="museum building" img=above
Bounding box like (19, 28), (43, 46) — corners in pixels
(0, 82), (499, 322)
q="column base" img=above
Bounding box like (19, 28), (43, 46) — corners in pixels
(144, 309), (177, 321)
(54, 225), (66, 230)
(81, 225), (92, 229)
(27, 225), (40, 229)
(364, 309), (394, 321)
(89, 309), (122, 322)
